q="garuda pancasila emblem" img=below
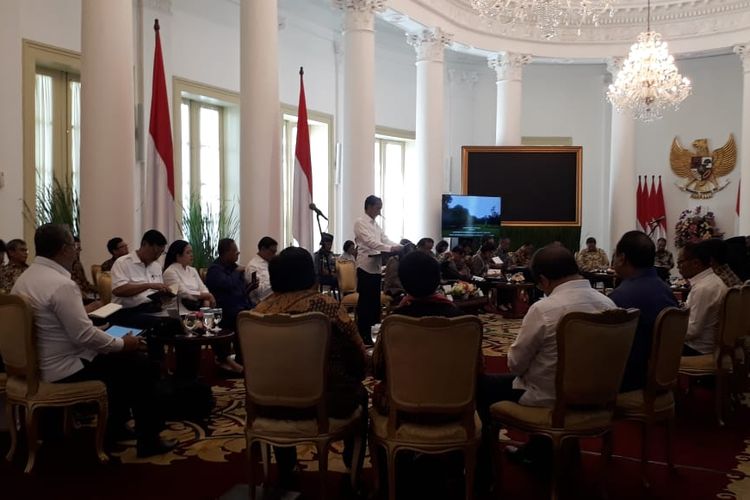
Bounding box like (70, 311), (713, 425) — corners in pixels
(670, 134), (737, 199)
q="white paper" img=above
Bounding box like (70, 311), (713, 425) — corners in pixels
(89, 302), (123, 319)
(492, 256), (503, 265)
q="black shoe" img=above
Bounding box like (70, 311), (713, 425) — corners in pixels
(136, 437), (179, 458)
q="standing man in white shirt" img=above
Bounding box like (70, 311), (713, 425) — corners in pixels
(678, 241), (728, 356)
(353, 195), (402, 344)
(11, 224), (176, 457)
(245, 236), (278, 305)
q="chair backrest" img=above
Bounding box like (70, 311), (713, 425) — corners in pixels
(336, 260), (357, 295)
(91, 264), (102, 288)
(237, 311), (331, 428)
(0, 294), (41, 395)
(198, 267), (208, 283)
(381, 314), (483, 432)
(718, 286), (744, 349)
(98, 272), (112, 305)
(646, 307), (690, 396)
(553, 308), (639, 426)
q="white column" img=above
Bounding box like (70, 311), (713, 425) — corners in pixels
(606, 58), (637, 251)
(80, 0), (136, 270)
(488, 52), (531, 146)
(407, 27), (452, 241)
(735, 45), (750, 234)
(240, 0), (282, 254)
(335, 0), (384, 240)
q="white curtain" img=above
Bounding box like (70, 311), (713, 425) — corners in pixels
(35, 74), (54, 194)
(70, 80), (81, 200)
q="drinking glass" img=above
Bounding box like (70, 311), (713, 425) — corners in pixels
(183, 313), (198, 335)
(203, 311), (215, 330)
(371, 323), (381, 343)
(212, 308), (223, 330)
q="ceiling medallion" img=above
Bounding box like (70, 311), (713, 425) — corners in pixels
(470, 0), (616, 39)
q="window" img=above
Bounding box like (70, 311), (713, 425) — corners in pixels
(173, 78), (240, 226)
(374, 130), (416, 240)
(34, 68), (81, 199)
(23, 41), (81, 245)
(281, 109), (333, 247)
(180, 99), (222, 212)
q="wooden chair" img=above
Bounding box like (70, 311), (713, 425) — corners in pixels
(0, 294), (108, 473)
(335, 260), (392, 315)
(490, 308), (639, 500)
(97, 272), (112, 305)
(90, 264), (102, 289)
(615, 307), (689, 487)
(236, 311), (364, 499)
(369, 314), (483, 500)
(679, 286), (744, 426)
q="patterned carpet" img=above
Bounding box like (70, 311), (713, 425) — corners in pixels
(5, 314), (750, 499)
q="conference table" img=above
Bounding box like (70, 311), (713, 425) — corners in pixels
(479, 279), (536, 319)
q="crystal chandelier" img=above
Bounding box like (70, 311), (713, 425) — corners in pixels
(606, 0), (691, 122)
(470, 0), (616, 39)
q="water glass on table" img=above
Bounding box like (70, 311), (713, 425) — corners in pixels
(183, 313), (198, 335)
(371, 323), (381, 344)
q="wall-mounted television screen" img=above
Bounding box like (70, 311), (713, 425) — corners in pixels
(441, 194), (502, 238)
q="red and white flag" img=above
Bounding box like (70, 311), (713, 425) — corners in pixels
(146, 19), (175, 241)
(636, 176), (646, 231)
(654, 175), (667, 237)
(292, 67), (313, 251)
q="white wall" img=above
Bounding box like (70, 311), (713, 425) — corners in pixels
(635, 53), (743, 257)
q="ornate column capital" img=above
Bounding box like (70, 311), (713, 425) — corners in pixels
(487, 52), (531, 82)
(406, 27), (453, 63)
(333, 0), (386, 31)
(734, 44), (750, 73)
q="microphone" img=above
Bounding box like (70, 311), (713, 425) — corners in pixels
(309, 203), (328, 220)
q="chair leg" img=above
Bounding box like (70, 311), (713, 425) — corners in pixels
(63, 407), (73, 438)
(490, 423), (503, 499)
(716, 372), (726, 427)
(95, 399), (109, 464)
(24, 406), (40, 474)
(5, 402), (17, 462)
(550, 437), (563, 500)
(387, 446), (398, 500)
(260, 443), (270, 484)
(464, 444), (477, 500)
(247, 440), (257, 500)
(316, 440), (329, 499)
(666, 416), (676, 473)
(349, 435), (363, 489)
(640, 422), (650, 488)
(369, 438), (381, 498)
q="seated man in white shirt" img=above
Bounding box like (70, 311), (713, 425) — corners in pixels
(11, 224), (176, 457)
(477, 245), (615, 466)
(109, 229), (172, 327)
(245, 236), (278, 305)
(678, 241), (728, 356)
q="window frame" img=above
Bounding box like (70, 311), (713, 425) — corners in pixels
(22, 40), (81, 247)
(280, 103), (334, 247)
(374, 126), (415, 241)
(172, 77), (239, 220)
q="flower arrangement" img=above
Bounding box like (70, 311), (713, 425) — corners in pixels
(509, 272), (526, 283)
(674, 206), (720, 248)
(450, 281), (479, 299)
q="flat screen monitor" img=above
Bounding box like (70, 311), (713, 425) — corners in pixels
(441, 194), (502, 238)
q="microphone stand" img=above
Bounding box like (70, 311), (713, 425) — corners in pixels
(314, 210), (325, 242)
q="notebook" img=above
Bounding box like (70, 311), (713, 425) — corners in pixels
(88, 302), (123, 319)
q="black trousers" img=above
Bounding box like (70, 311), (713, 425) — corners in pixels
(356, 268), (381, 344)
(58, 351), (165, 442)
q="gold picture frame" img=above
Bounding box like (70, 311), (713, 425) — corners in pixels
(461, 146), (582, 227)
